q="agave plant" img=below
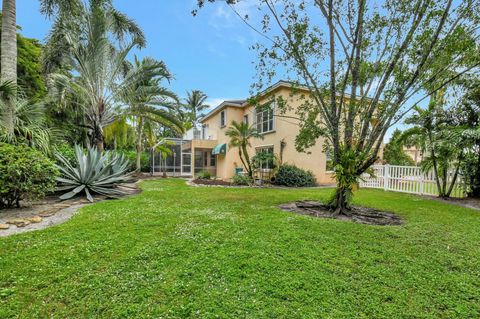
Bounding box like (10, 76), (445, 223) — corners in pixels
(56, 145), (133, 202)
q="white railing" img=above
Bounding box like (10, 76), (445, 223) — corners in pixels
(359, 164), (466, 198)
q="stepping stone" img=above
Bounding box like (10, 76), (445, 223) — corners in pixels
(6, 219), (31, 227)
(0, 224), (10, 230)
(38, 210), (57, 217)
(27, 216), (43, 223)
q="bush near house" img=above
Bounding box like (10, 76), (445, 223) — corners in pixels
(274, 164), (317, 187)
(196, 170), (212, 180)
(0, 143), (58, 208)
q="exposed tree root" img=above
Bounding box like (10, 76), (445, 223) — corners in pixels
(279, 201), (403, 226)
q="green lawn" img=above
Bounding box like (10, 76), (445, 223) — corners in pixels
(1, 179), (480, 318)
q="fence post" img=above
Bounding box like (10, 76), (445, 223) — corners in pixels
(384, 164), (389, 191)
(419, 169), (424, 195)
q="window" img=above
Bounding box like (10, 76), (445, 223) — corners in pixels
(255, 146), (274, 169)
(193, 128), (201, 140)
(255, 105), (274, 133)
(243, 114), (249, 125)
(210, 154), (216, 167)
(220, 110), (226, 127)
(204, 151), (209, 167)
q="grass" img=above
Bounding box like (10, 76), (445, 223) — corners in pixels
(1, 178), (479, 318)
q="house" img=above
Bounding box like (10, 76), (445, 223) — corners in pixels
(153, 80), (382, 184)
(403, 145), (424, 164)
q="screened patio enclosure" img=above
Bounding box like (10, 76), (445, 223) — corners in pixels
(150, 138), (218, 177)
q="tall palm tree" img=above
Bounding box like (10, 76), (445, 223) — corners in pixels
(121, 56), (183, 171)
(225, 120), (262, 177)
(182, 90), (209, 129)
(48, 3), (147, 152)
(1, 0), (82, 133)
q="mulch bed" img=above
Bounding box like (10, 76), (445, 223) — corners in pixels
(192, 179), (232, 186)
(279, 200), (403, 226)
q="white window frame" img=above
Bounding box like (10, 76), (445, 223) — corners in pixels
(255, 103), (275, 134)
(255, 146), (274, 169)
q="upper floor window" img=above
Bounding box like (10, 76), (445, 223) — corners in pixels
(255, 105), (274, 134)
(193, 128), (201, 140)
(243, 114), (249, 125)
(220, 110), (226, 127)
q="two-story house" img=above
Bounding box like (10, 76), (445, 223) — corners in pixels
(194, 80), (334, 184)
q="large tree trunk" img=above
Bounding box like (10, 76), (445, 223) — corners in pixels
(242, 143), (252, 177)
(1, 0), (17, 135)
(1, 0), (16, 84)
(93, 124), (104, 152)
(135, 116), (144, 172)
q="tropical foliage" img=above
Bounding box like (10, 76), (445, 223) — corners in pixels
(0, 143), (58, 208)
(383, 130), (415, 166)
(56, 145), (132, 202)
(225, 120), (262, 177)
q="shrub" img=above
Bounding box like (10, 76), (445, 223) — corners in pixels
(116, 150), (150, 172)
(274, 164), (317, 187)
(0, 143), (59, 208)
(232, 174), (252, 186)
(56, 145), (132, 202)
(196, 170), (212, 180)
(55, 143), (76, 166)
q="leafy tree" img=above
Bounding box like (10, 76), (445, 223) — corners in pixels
(448, 80), (480, 198)
(383, 129), (415, 166)
(103, 117), (135, 150)
(225, 120), (262, 177)
(197, 0), (480, 214)
(0, 16), (47, 101)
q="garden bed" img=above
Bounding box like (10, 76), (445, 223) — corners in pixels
(192, 179), (232, 186)
(279, 200), (403, 226)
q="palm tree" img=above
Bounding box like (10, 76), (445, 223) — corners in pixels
(48, 3), (147, 152)
(182, 90), (210, 129)
(1, 0), (82, 132)
(121, 56), (183, 171)
(225, 120), (263, 177)
(0, 95), (54, 155)
(401, 91), (463, 198)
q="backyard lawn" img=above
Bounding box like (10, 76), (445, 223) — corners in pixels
(1, 179), (479, 318)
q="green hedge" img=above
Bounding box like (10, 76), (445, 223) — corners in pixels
(0, 143), (59, 208)
(274, 164), (316, 187)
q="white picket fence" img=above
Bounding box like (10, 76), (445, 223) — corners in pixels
(359, 164), (466, 198)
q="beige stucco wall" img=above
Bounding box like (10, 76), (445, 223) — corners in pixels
(202, 87), (335, 184)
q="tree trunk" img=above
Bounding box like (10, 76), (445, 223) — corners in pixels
(93, 124), (104, 152)
(1, 0), (17, 135)
(1, 0), (16, 84)
(329, 185), (353, 216)
(242, 143), (252, 177)
(135, 116), (145, 172)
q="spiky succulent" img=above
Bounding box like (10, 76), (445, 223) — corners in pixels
(56, 145), (133, 202)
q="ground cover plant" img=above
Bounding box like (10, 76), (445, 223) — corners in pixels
(0, 179), (479, 318)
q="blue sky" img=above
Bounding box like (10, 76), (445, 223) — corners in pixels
(18, 0), (406, 141)
(18, 0), (262, 107)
